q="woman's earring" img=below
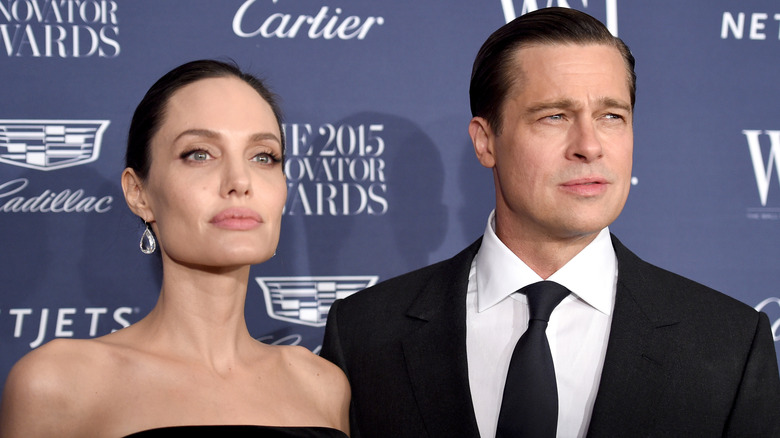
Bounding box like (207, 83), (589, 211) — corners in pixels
(139, 221), (157, 255)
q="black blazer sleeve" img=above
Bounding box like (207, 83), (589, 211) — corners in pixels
(587, 235), (780, 437)
(321, 300), (363, 438)
(724, 311), (780, 436)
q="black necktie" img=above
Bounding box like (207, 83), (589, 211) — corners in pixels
(496, 281), (571, 438)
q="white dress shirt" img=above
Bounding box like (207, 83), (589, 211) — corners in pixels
(466, 211), (617, 438)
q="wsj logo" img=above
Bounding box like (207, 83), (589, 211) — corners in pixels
(0, 0), (120, 58)
(255, 276), (377, 327)
(233, 0), (384, 40)
(755, 297), (780, 342)
(744, 130), (780, 220)
(0, 119), (109, 170)
(500, 0), (619, 35)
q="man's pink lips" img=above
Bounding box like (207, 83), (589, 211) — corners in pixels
(560, 176), (609, 196)
(210, 207), (263, 230)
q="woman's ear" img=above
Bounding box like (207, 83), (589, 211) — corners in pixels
(121, 168), (154, 222)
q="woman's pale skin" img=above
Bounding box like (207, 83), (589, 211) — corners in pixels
(0, 76), (350, 437)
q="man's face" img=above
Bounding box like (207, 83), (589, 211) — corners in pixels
(473, 43), (633, 244)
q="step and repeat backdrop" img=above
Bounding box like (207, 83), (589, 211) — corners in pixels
(1, 1), (779, 393)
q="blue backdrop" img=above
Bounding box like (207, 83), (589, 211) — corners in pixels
(2, 0), (779, 396)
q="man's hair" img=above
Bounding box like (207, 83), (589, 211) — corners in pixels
(469, 7), (635, 135)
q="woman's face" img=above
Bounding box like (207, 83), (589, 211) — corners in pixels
(137, 76), (287, 269)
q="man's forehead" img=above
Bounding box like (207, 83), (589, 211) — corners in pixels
(505, 42), (631, 95)
(508, 42), (624, 69)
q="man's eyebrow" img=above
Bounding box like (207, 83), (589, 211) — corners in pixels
(598, 97), (632, 114)
(525, 99), (577, 115)
(525, 97), (632, 115)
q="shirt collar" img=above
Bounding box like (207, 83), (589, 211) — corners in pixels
(475, 210), (616, 315)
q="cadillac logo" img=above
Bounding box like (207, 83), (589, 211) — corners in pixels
(255, 276), (378, 327)
(0, 120), (110, 171)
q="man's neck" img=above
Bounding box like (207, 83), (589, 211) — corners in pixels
(494, 225), (601, 279)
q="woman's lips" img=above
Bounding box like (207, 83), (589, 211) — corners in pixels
(210, 208), (262, 230)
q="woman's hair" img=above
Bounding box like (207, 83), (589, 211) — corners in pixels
(125, 59), (284, 179)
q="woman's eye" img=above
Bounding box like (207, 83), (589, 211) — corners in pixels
(183, 150), (211, 161)
(252, 153), (278, 164)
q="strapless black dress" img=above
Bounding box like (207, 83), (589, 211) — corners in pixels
(123, 425), (349, 437)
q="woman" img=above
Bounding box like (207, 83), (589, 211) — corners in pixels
(0, 60), (350, 437)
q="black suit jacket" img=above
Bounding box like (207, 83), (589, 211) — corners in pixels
(321, 235), (780, 437)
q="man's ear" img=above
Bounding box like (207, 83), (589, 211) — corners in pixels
(469, 116), (496, 169)
(121, 168), (154, 222)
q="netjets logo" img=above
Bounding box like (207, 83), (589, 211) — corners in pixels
(744, 130), (780, 220)
(0, 119), (110, 171)
(500, 0), (619, 35)
(255, 276), (377, 327)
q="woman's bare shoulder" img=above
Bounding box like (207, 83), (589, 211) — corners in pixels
(6, 338), (106, 392)
(274, 345), (351, 430)
(0, 338), (126, 437)
(276, 345), (348, 384)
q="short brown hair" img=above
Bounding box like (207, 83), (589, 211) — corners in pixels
(469, 7), (635, 135)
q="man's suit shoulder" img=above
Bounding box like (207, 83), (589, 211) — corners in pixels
(613, 234), (760, 323)
(337, 238), (482, 314)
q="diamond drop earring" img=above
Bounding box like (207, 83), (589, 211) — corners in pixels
(139, 221), (157, 255)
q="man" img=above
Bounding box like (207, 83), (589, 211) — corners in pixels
(321, 7), (780, 438)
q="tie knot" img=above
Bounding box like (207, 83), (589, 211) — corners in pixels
(519, 281), (570, 322)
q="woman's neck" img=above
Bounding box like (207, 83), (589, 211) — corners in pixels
(131, 260), (257, 371)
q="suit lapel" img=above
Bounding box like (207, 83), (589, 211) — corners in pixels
(394, 235), (682, 436)
(587, 235), (681, 436)
(401, 239), (482, 437)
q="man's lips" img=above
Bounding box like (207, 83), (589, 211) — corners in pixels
(560, 177), (609, 196)
(210, 208), (263, 230)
